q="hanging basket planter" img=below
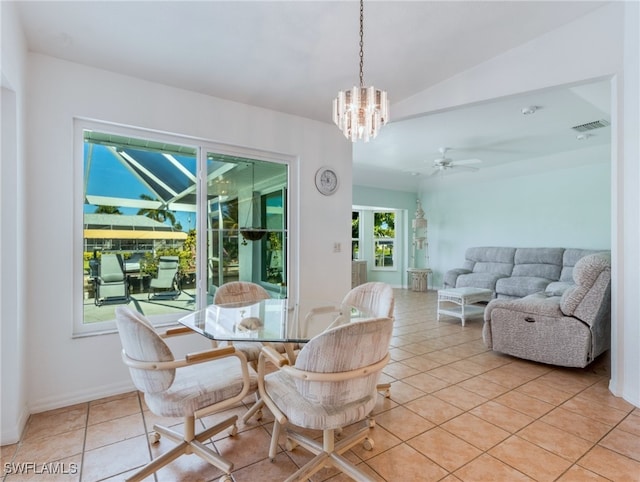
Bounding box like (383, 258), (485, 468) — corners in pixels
(240, 228), (268, 242)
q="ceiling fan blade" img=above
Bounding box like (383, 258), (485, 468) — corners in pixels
(453, 165), (480, 172)
(451, 158), (482, 166)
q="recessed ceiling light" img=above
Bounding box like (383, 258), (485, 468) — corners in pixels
(521, 106), (538, 115)
(576, 133), (592, 140)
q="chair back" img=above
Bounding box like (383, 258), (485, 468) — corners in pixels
(561, 252), (611, 326)
(294, 317), (393, 406)
(214, 281), (270, 306)
(115, 306), (175, 393)
(100, 253), (125, 282)
(342, 282), (394, 318)
(151, 256), (179, 285)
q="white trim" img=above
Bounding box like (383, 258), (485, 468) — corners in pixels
(0, 404), (29, 446)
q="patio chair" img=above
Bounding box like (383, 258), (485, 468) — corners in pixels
(94, 253), (130, 306)
(258, 316), (394, 481)
(148, 256), (180, 300)
(114, 306), (257, 482)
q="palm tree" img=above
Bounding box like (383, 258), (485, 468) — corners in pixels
(137, 194), (177, 227)
(94, 205), (122, 214)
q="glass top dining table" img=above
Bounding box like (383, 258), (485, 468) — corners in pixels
(178, 298), (372, 343)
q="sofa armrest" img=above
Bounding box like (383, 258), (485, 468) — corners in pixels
(444, 268), (471, 288)
(485, 293), (564, 321)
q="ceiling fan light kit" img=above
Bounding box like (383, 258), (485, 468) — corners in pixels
(332, 0), (389, 142)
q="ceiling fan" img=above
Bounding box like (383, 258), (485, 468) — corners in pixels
(429, 147), (482, 175)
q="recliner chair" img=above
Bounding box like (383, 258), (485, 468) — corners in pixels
(483, 252), (611, 367)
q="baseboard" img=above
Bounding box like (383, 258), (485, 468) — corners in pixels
(0, 404), (30, 445)
(28, 379), (136, 415)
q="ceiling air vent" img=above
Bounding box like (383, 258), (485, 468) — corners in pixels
(571, 119), (611, 132)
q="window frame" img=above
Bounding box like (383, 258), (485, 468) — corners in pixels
(73, 119), (298, 336)
(372, 209), (397, 271)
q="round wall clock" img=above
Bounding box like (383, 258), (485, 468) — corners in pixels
(315, 167), (339, 196)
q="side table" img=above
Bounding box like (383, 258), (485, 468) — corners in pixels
(407, 268), (432, 292)
(437, 287), (493, 326)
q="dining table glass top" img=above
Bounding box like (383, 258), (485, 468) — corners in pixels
(178, 298), (373, 343)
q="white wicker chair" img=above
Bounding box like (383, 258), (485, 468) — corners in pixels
(258, 316), (393, 482)
(115, 306), (257, 482)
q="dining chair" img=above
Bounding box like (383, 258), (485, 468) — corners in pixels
(258, 316), (394, 482)
(307, 282), (395, 397)
(114, 306), (257, 482)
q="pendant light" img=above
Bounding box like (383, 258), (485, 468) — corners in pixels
(332, 0), (389, 142)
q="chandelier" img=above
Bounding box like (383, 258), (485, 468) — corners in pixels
(332, 0), (389, 142)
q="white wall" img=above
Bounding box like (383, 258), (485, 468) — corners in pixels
(21, 54), (352, 418)
(1, 1), (29, 444)
(396, 3), (639, 408)
(424, 152), (611, 287)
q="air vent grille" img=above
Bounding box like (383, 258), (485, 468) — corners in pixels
(571, 119), (610, 132)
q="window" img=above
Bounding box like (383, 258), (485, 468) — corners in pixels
(352, 211), (361, 259)
(373, 211), (396, 269)
(76, 121), (289, 334)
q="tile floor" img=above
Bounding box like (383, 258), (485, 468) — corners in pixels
(2, 289), (639, 481)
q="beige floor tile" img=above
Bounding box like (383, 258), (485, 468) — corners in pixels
(561, 393), (630, 426)
(580, 381), (638, 412)
(87, 394), (142, 426)
(489, 435), (572, 481)
(470, 401), (534, 433)
(1, 443), (18, 466)
(494, 390), (555, 418)
(516, 379), (577, 406)
(434, 386), (488, 411)
(388, 347), (416, 361)
(402, 372), (451, 393)
(536, 370), (601, 395)
(231, 452), (311, 482)
(454, 453), (534, 481)
(372, 406), (434, 441)
(478, 365), (536, 389)
(555, 464), (611, 481)
(447, 359), (490, 376)
(618, 412), (640, 437)
(405, 394), (464, 425)
(517, 420), (595, 461)
(387, 380), (427, 404)
(154, 446), (225, 482)
(456, 376), (510, 399)
(81, 435), (151, 481)
(423, 349), (464, 365)
(442, 413), (510, 451)
(427, 365), (474, 384)
(400, 355), (442, 372)
(578, 445), (640, 481)
(13, 428), (85, 465)
(22, 404), (88, 442)
(84, 412), (146, 451)
(365, 443), (449, 481)
(382, 361), (420, 380)
(409, 427), (482, 472)
(214, 425), (275, 470)
(466, 351), (513, 370)
(541, 407), (612, 443)
(599, 427), (640, 462)
(350, 424), (402, 461)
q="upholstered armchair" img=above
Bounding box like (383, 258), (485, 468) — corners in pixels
(483, 252), (611, 367)
(114, 306), (257, 482)
(258, 316), (393, 482)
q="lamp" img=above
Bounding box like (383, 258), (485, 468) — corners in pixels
(332, 0), (389, 142)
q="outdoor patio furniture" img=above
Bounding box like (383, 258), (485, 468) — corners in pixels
(148, 256), (180, 300)
(94, 253), (130, 306)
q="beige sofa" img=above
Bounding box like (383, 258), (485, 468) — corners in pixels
(483, 252), (611, 367)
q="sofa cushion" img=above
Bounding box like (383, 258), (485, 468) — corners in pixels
(456, 272), (507, 292)
(495, 276), (552, 298)
(465, 247), (516, 276)
(559, 249), (604, 282)
(512, 248), (563, 279)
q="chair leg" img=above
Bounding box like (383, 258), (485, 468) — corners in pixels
(377, 382), (391, 398)
(242, 396), (264, 423)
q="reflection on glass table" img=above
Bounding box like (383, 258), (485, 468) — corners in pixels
(178, 298), (373, 344)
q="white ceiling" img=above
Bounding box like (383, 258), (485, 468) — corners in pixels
(14, 1), (612, 191)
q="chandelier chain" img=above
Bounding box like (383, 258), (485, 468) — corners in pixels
(359, 0), (364, 87)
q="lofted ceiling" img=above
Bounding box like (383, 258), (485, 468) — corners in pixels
(14, 1), (612, 191)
